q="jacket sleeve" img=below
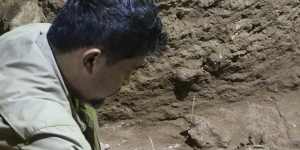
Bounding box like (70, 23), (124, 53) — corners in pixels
(0, 102), (92, 150)
(1, 113), (91, 150)
(18, 126), (91, 150)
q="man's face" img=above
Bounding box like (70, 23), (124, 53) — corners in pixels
(88, 56), (145, 100)
(65, 48), (145, 103)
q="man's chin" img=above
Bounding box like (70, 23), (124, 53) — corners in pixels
(105, 88), (121, 97)
(88, 97), (105, 108)
(85, 88), (121, 108)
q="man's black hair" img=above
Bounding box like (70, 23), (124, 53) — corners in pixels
(47, 0), (163, 64)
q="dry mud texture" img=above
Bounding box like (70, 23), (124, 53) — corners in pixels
(1, 0), (300, 150)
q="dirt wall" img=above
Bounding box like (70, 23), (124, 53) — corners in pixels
(1, 0), (300, 149)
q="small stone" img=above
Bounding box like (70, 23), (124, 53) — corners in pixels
(175, 68), (199, 82)
(198, 0), (218, 8)
(171, 103), (180, 108)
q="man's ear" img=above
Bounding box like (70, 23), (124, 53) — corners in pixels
(82, 48), (102, 74)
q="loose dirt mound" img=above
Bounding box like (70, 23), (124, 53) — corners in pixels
(1, 0), (300, 150)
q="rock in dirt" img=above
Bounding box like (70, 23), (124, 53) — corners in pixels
(186, 98), (300, 150)
(10, 1), (45, 29)
(0, 0), (45, 34)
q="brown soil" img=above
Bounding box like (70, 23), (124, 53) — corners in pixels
(1, 0), (300, 150)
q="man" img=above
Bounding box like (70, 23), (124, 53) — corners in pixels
(0, 0), (163, 149)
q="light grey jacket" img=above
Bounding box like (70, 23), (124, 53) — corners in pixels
(0, 23), (92, 150)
